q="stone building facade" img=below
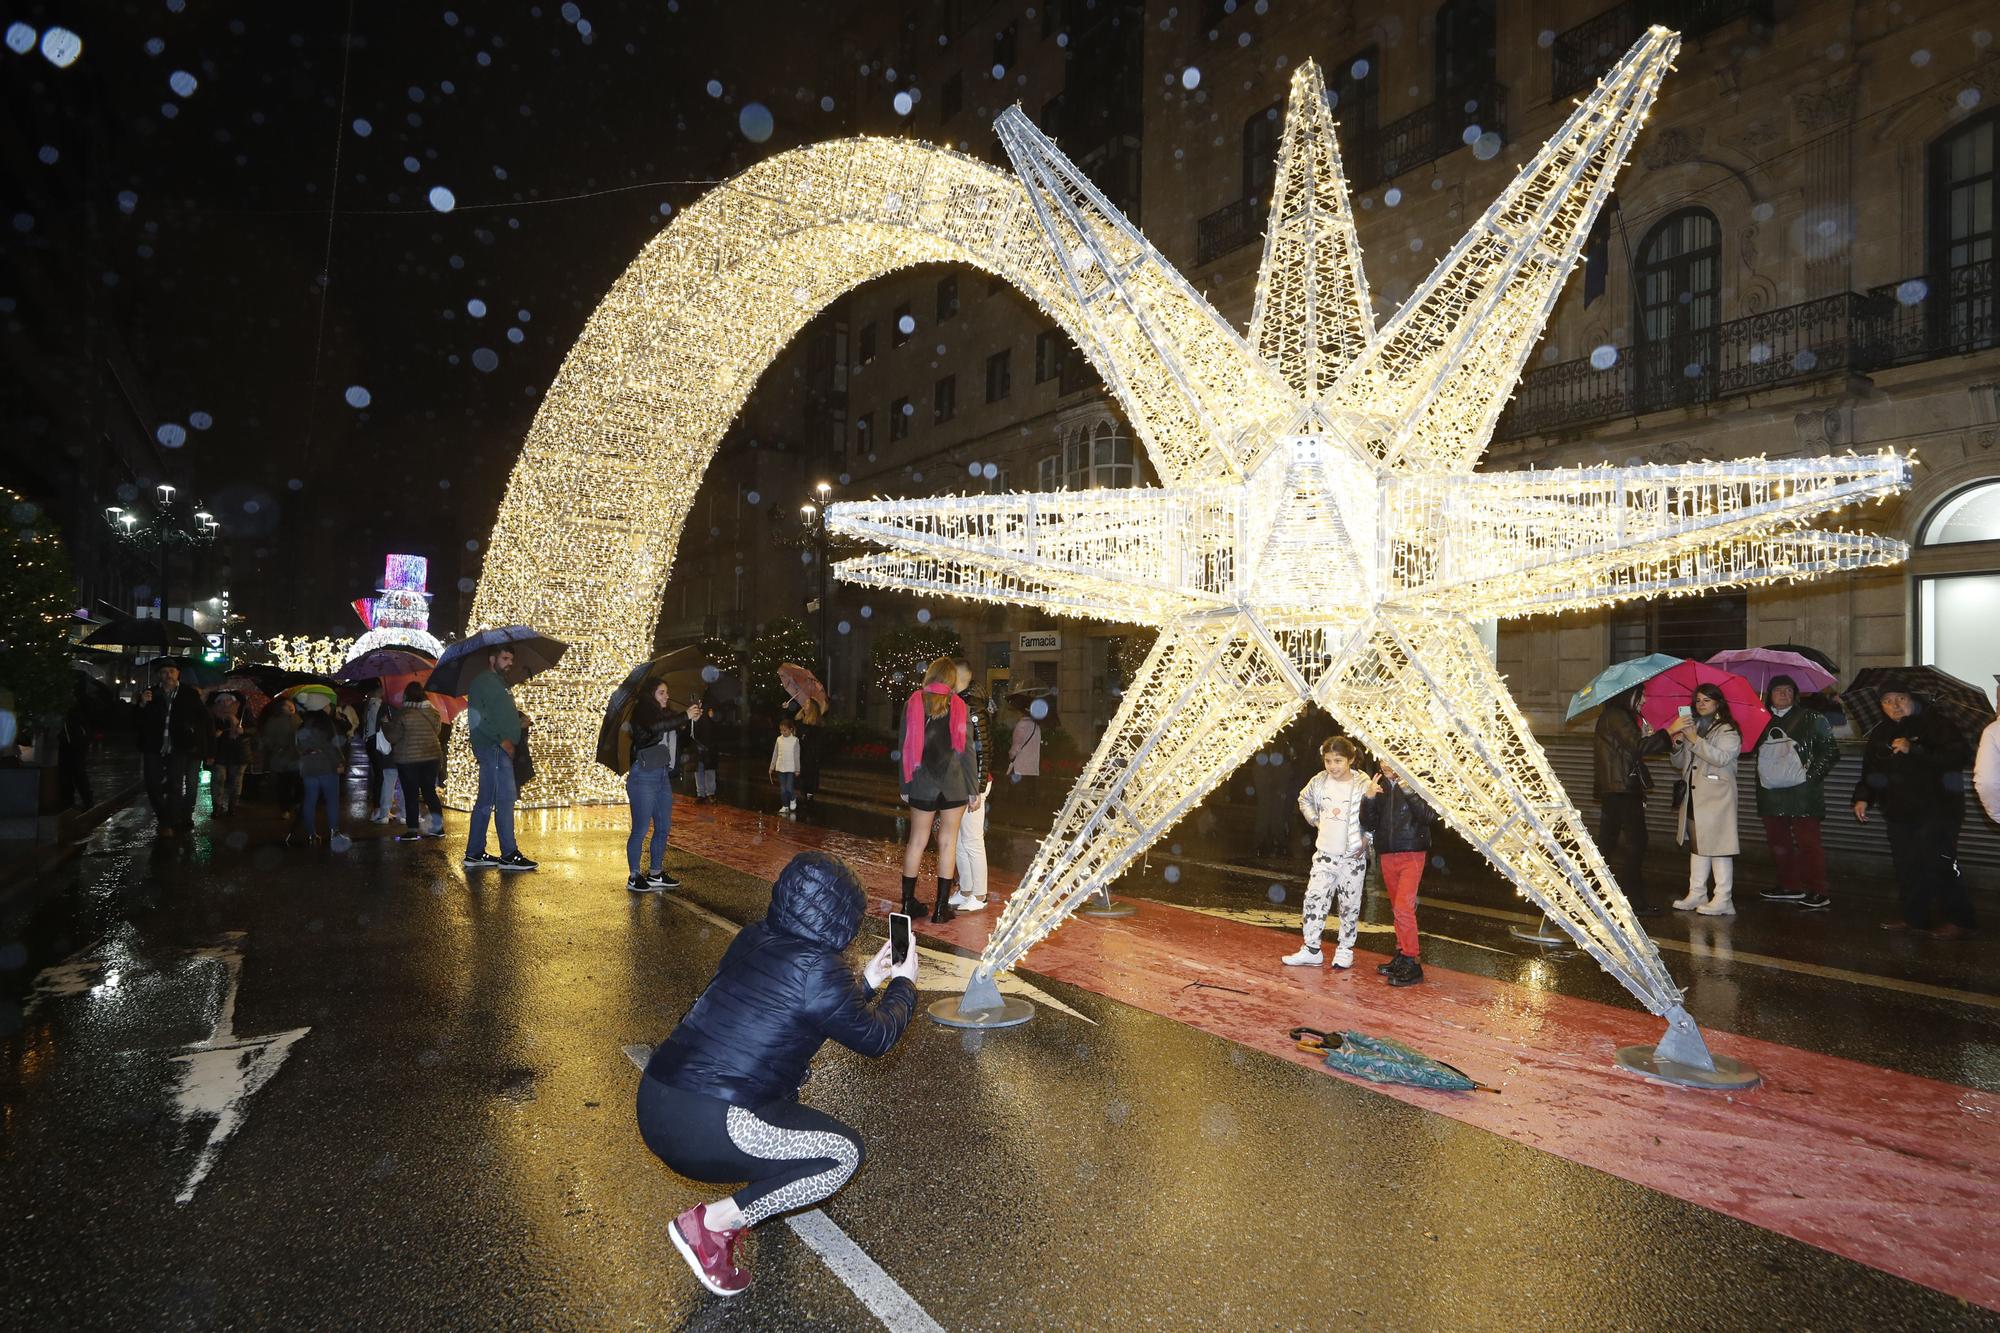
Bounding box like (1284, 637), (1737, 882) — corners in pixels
(665, 0), (1999, 767)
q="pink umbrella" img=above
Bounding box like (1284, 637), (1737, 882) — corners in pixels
(1705, 648), (1836, 697)
(777, 662), (828, 709)
(1637, 660), (1771, 753)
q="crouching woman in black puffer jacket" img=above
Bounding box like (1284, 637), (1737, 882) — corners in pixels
(638, 851), (918, 1298)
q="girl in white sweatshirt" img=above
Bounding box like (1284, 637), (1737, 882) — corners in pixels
(1287, 735), (1379, 970)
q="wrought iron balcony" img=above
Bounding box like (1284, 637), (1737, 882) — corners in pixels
(1496, 260), (1998, 441)
(1195, 193), (1263, 266)
(1552, 1), (1771, 101)
(1358, 80), (1507, 190)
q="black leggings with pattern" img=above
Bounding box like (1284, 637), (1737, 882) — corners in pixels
(636, 1076), (864, 1227)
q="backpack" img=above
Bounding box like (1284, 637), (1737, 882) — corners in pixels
(1757, 728), (1809, 789)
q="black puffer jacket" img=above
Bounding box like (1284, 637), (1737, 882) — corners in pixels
(645, 852), (916, 1107)
(1362, 779), (1435, 853)
(1852, 703), (1973, 823)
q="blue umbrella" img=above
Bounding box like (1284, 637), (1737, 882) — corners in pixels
(428, 625), (568, 696)
(1564, 653), (1684, 721)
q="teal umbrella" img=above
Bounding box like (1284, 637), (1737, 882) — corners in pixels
(1322, 1032), (1491, 1093)
(1565, 653), (1684, 721)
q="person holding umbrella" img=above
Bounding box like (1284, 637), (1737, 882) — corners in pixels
(208, 693), (249, 818)
(385, 682), (447, 840)
(1668, 683), (1743, 916)
(1592, 687), (1667, 915)
(259, 696), (301, 818)
(1853, 678), (1976, 937)
(1754, 675), (1839, 910)
(292, 693), (344, 849)
(139, 662), (212, 839)
(625, 681), (692, 892)
(464, 646), (536, 872)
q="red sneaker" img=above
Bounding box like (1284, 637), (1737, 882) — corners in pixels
(671, 1204), (748, 1297)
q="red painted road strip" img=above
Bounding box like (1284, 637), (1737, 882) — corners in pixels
(659, 802), (2000, 1310)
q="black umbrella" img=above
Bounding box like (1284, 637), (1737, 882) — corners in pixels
(1762, 643), (1839, 676)
(596, 653), (717, 775)
(427, 626), (567, 696)
(1841, 665), (1996, 737)
(79, 616), (200, 649)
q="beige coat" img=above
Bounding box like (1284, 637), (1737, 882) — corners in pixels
(1673, 722), (1741, 856)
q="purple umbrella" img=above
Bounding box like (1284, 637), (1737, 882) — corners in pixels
(1705, 648), (1837, 697)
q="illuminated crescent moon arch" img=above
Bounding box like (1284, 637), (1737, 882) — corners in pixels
(446, 137), (1095, 809)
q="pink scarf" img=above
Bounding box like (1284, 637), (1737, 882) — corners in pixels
(902, 682), (967, 783)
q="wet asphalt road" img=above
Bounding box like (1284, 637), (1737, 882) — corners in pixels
(2, 776), (1996, 1330)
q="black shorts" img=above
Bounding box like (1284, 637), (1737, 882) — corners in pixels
(905, 793), (967, 813)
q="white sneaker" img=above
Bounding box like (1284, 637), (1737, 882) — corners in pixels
(1331, 947), (1355, 970)
(1281, 946), (1324, 967)
(1671, 892), (1705, 911)
(959, 897), (989, 912)
(948, 889), (969, 907)
(1696, 900), (1736, 917)
(369, 809), (389, 824)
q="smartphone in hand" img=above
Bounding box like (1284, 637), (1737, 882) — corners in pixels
(890, 912), (912, 967)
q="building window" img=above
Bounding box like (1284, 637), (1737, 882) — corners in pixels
(855, 412), (873, 452)
(1434, 0), (1497, 96)
(985, 349), (1011, 402)
(1242, 103), (1281, 200)
(1035, 329), (1066, 383)
(1038, 454), (1059, 490)
(1090, 422), (1133, 488)
(1610, 594), (1745, 664)
(891, 396), (911, 441)
(936, 274), (960, 321)
(892, 302), (913, 346)
(1040, 92), (1065, 137)
(1329, 48), (1381, 178)
(1928, 108), (1996, 354)
(1633, 207), (1721, 413)
(1041, 0), (1061, 39)
(857, 321), (878, 366)
(941, 71), (964, 123)
(1914, 480), (2000, 704)
(933, 374), (956, 424)
(992, 22), (1016, 71)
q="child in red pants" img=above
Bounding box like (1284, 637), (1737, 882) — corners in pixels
(1361, 767), (1435, 986)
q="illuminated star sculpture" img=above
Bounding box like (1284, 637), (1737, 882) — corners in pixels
(831, 28), (1910, 1072)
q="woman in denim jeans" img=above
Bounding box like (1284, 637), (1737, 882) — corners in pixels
(627, 681), (695, 893)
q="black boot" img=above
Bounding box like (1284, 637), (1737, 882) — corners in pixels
(900, 875), (928, 922)
(1375, 951), (1407, 976)
(932, 876), (958, 924)
(1387, 956), (1424, 987)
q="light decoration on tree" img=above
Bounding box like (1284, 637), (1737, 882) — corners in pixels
(827, 28), (1912, 1072)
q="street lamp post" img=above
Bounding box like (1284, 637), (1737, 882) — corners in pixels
(103, 482), (221, 658)
(799, 479), (834, 692)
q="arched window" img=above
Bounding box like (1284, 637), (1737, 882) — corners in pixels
(1915, 480), (2000, 705)
(1633, 207), (1721, 413)
(1928, 108), (1996, 355)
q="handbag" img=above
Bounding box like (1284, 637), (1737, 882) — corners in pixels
(373, 727), (393, 757)
(1756, 731), (1808, 789)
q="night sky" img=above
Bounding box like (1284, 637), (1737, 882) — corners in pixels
(3, 0), (876, 637)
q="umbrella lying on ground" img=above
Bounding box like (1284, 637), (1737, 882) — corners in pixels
(1637, 660), (1771, 751)
(427, 626), (567, 696)
(1705, 647), (1837, 697)
(1291, 1027), (1496, 1093)
(1564, 653), (1682, 721)
(336, 647), (436, 683)
(777, 661), (827, 710)
(1841, 665), (1996, 737)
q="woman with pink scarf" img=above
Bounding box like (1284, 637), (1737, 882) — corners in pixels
(898, 656), (982, 923)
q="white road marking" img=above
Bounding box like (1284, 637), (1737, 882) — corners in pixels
(661, 892), (1094, 1022)
(26, 930), (309, 1204)
(167, 936), (310, 1204)
(621, 1045), (944, 1332)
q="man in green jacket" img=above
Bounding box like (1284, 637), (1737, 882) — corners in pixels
(1754, 675), (1838, 910)
(464, 646), (536, 871)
